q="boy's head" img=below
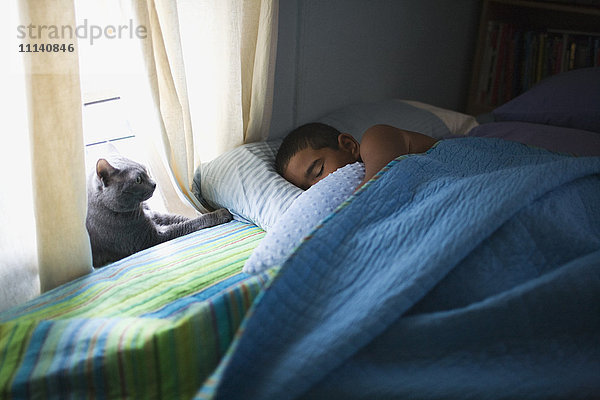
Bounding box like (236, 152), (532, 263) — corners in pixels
(275, 122), (360, 190)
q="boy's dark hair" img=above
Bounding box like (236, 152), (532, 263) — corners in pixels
(275, 123), (341, 176)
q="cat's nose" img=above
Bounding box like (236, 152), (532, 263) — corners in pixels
(151, 182), (157, 190)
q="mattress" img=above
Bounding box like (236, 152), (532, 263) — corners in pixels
(0, 220), (272, 399)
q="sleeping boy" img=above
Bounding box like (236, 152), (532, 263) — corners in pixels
(275, 123), (438, 190)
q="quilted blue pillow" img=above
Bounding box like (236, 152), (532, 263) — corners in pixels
(493, 67), (600, 133)
(243, 162), (365, 274)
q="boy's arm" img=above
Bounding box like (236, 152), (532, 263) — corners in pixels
(357, 124), (438, 189)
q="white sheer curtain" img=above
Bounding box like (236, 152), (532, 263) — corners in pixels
(1, 0), (93, 311)
(134, 0), (279, 215)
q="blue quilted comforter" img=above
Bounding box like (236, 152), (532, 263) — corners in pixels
(198, 138), (600, 399)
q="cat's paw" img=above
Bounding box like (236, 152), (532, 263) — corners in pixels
(192, 208), (233, 230)
(211, 208), (233, 224)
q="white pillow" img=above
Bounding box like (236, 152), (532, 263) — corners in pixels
(243, 162), (365, 274)
(401, 100), (479, 136)
(192, 140), (302, 232)
(316, 99), (478, 142)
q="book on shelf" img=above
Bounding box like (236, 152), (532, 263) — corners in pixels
(476, 21), (600, 108)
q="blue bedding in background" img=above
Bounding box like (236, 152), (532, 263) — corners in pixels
(198, 138), (600, 399)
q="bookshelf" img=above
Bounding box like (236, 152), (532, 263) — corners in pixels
(466, 0), (600, 115)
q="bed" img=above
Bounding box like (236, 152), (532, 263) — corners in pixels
(0, 221), (276, 399)
(1, 67), (599, 399)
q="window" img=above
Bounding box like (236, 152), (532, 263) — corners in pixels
(75, 0), (167, 211)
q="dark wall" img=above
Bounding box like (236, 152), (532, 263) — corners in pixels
(269, 0), (481, 139)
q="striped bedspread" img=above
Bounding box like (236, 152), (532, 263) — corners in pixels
(0, 220), (271, 399)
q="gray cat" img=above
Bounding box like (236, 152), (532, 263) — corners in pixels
(86, 156), (232, 268)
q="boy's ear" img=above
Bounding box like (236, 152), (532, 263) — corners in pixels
(338, 133), (360, 158)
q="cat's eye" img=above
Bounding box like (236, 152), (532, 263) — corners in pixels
(136, 175), (143, 184)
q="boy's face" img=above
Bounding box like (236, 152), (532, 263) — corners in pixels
(283, 134), (360, 190)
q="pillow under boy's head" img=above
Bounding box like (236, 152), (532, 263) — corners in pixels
(192, 140), (302, 232)
(493, 67), (600, 133)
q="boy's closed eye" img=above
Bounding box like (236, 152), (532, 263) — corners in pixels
(315, 162), (324, 178)
(306, 159), (323, 180)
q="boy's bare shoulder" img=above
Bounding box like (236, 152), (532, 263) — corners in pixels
(358, 125), (409, 187)
(357, 125), (438, 190)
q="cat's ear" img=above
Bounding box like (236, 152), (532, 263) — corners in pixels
(96, 158), (118, 184)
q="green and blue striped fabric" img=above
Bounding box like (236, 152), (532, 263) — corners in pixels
(0, 220), (273, 399)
